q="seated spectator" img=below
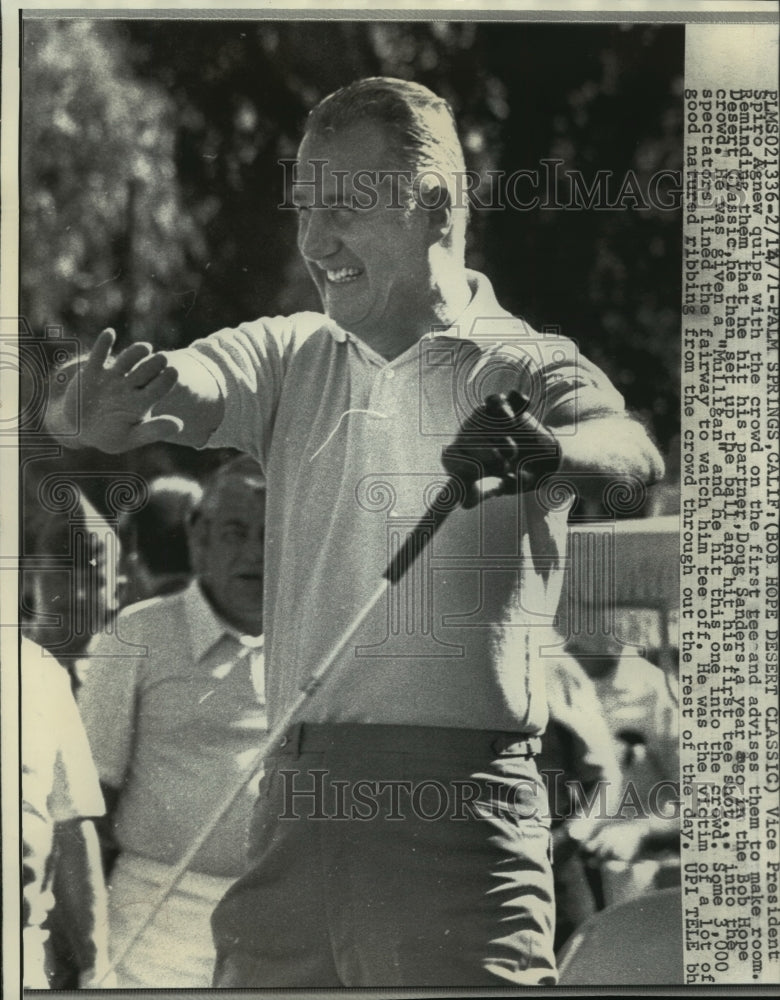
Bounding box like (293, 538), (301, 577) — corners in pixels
(538, 653), (622, 950)
(77, 456), (267, 988)
(117, 474), (203, 607)
(21, 636), (112, 989)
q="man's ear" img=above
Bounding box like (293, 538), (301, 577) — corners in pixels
(422, 187), (454, 247)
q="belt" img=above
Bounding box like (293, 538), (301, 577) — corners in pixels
(273, 722), (542, 760)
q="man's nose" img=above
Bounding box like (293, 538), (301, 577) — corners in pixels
(298, 207), (340, 261)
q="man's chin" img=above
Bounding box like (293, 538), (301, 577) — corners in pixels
(324, 297), (372, 335)
(235, 609), (263, 636)
(233, 588), (262, 606)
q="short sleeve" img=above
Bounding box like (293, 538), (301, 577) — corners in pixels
(185, 312), (325, 466)
(535, 340), (626, 428)
(474, 325), (625, 430)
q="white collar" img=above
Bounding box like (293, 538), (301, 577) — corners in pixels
(322, 269), (513, 349)
(181, 581), (263, 662)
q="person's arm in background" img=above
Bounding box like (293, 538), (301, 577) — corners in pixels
(47, 638), (136, 988)
(49, 819), (114, 989)
(577, 813), (680, 864)
(44, 328), (224, 452)
(48, 635), (142, 988)
(41, 652), (116, 989)
(92, 784), (122, 879)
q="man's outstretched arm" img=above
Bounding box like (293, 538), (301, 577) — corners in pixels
(45, 329), (225, 453)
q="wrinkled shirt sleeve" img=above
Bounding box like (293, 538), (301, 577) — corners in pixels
(185, 314), (316, 467)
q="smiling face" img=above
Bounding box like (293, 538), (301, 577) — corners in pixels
(189, 474), (265, 636)
(294, 121), (437, 347)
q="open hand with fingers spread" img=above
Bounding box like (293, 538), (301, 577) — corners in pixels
(49, 329), (184, 452)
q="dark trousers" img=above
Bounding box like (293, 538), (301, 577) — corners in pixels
(212, 723), (557, 988)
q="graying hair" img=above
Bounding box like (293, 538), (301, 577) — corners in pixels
(305, 77), (469, 248)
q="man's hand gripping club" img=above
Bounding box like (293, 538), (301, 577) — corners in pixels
(441, 389), (561, 508)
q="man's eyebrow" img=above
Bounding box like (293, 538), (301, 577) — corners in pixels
(292, 187), (351, 208)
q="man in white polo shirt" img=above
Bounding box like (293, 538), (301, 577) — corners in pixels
(48, 78), (663, 987)
(76, 456), (267, 988)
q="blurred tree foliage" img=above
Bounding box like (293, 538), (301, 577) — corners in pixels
(20, 18), (682, 466)
(21, 20), (204, 348)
